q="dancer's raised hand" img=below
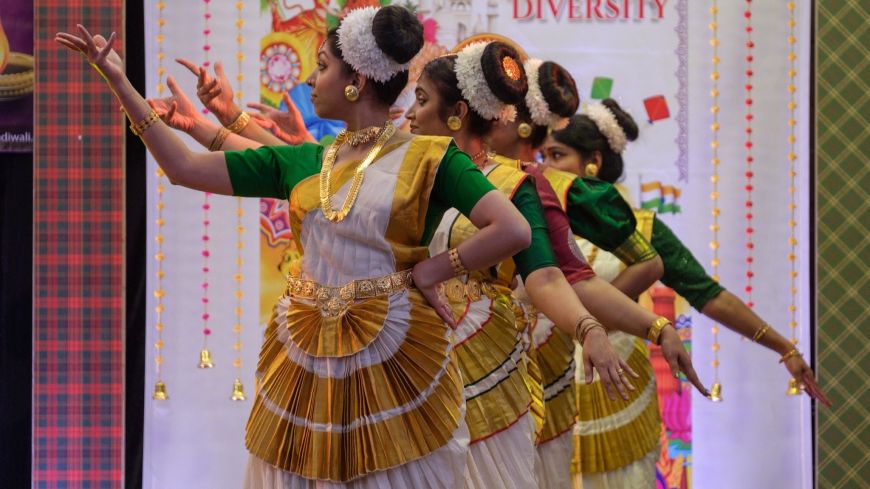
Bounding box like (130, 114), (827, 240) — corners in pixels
(177, 58), (239, 125)
(55, 25), (122, 83)
(148, 76), (204, 133)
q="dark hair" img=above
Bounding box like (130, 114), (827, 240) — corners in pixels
(518, 61), (579, 149)
(422, 42), (527, 137)
(551, 98), (638, 183)
(326, 6), (423, 106)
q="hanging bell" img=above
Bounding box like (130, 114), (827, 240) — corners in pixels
(786, 378), (802, 396)
(230, 378), (247, 401)
(708, 381), (723, 402)
(152, 380), (169, 401)
(198, 348), (215, 369)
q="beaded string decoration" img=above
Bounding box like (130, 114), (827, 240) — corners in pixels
(230, 0), (248, 401)
(707, 0), (723, 402)
(198, 194), (215, 368)
(785, 0), (801, 396)
(152, 0), (169, 401)
(743, 0), (755, 312)
(201, 0), (212, 114)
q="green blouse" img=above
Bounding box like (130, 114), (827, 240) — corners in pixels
(651, 216), (725, 310)
(564, 177), (658, 265)
(511, 179), (559, 279)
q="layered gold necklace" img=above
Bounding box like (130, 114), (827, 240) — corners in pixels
(320, 121), (395, 222)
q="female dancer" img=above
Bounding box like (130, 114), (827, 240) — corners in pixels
(406, 41), (707, 489)
(485, 56), (685, 489)
(542, 98), (832, 488)
(56, 7), (535, 488)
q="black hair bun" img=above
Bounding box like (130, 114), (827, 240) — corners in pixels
(601, 98), (639, 141)
(372, 6), (424, 65)
(538, 61), (579, 118)
(480, 42), (528, 105)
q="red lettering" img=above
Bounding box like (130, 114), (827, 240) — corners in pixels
(605, 0), (620, 19)
(587, 0), (604, 19)
(653, 0), (667, 19)
(513, 0), (535, 19)
(547, 0), (567, 19)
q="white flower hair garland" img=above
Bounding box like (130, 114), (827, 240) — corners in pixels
(524, 58), (560, 128)
(455, 42), (516, 122)
(337, 7), (410, 83)
(584, 103), (627, 154)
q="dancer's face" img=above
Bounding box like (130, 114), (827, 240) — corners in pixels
(405, 74), (452, 137)
(541, 135), (583, 175)
(305, 42), (355, 120)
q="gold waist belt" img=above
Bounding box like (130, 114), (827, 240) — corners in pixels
(443, 277), (499, 303)
(286, 269), (414, 317)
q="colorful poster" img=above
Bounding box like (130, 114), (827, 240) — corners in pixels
(0, 0), (34, 152)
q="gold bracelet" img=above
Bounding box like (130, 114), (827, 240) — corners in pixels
(573, 314), (597, 342)
(208, 127), (232, 152)
(129, 110), (160, 137)
(226, 111), (251, 134)
(577, 321), (605, 345)
(448, 247), (468, 276)
(647, 316), (671, 345)
(752, 323), (771, 342)
(779, 349), (800, 364)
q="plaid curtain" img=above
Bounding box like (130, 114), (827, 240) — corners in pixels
(816, 1), (870, 488)
(33, 2), (125, 488)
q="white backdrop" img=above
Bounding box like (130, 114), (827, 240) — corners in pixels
(143, 1), (814, 488)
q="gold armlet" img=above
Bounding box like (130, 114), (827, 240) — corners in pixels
(752, 323), (771, 342)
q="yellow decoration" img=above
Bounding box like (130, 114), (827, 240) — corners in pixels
(198, 348), (215, 369)
(152, 380), (169, 400)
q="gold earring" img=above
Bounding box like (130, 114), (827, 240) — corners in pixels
(517, 123), (532, 138)
(447, 115), (462, 132)
(584, 163), (599, 177)
(344, 85), (359, 102)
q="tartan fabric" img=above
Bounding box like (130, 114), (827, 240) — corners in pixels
(816, 1), (870, 488)
(33, 2), (125, 488)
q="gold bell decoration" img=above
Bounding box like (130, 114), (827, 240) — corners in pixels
(708, 381), (723, 402)
(786, 378), (801, 396)
(152, 380), (169, 401)
(198, 348), (215, 368)
(231, 378), (247, 401)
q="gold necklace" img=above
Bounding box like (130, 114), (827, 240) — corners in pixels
(470, 148), (488, 168)
(343, 124), (384, 147)
(320, 121), (395, 222)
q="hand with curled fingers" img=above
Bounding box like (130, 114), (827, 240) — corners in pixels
(580, 322), (640, 401)
(147, 76), (205, 133)
(176, 58), (240, 126)
(783, 353), (832, 407)
(247, 93), (314, 144)
(411, 263), (457, 330)
(55, 25), (123, 84)
(659, 324), (710, 397)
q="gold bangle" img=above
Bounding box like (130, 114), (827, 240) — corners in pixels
(448, 247), (467, 276)
(578, 321), (605, 345)
(647, 316), (671, 345)
(129, 110), (160, 137)
(573, 314), (597, 342)
(226, 111), (251, 134)
(752, 323), (771, 342)
(779, 349), (800, 364)
(208, 127), (232, 152)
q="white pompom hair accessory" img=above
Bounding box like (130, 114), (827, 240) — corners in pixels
(584, 103), (627, 154)
(337, 7), (410, 83)
(454, 42), (517, 122)
(524, 58), (561, 128)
